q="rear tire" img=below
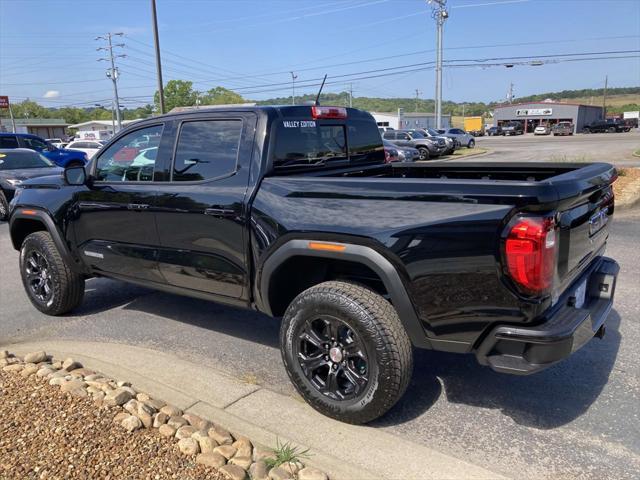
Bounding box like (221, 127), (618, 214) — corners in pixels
(0, 190), (8, 221)
(20, 231), (85, 315)
(607, 126), (616, 133)
(280, 281), (413, 424)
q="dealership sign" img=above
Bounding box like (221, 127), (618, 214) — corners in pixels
(516, 108), (553, 116)
(0, 96), (9, 109)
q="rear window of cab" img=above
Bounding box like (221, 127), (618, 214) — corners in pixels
(272, 111), (383, 170)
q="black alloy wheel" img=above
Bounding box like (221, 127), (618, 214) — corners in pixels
(0, 191), (8, 221)
(296, 315), (369, 401)
(24, 250), (54, 304)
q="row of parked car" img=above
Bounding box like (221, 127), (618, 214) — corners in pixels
(486, 118), (635, 137)
(379, 127), (476, 162)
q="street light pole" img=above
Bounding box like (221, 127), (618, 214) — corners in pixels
(151, 0), (165, 114)
(429, 0), (448, 129)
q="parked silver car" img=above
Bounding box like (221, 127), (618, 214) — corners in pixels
(437, 128), (476, 148)
(417, 128), (457, 155)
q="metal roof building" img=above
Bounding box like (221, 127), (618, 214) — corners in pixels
(492, 102), (604, 134)
(0, 118), (68, 138)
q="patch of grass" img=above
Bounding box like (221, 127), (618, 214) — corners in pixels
(265, 438), (311, 468)
(548, 154), (593, 163)
(633, 149), (640, 158)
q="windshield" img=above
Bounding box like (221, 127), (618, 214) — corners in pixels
(0, 150), (55, 170)
(426, 128), (440, 136)
(408, 131), (426, 139)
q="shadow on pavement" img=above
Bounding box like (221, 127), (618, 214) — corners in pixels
(73, 277), (622, 432)
(377, 310), (621, 430)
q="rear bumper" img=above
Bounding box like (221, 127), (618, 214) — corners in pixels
(475, 256), (619, 375)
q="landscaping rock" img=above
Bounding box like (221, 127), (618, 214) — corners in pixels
(84, 374), (102, 381)
(51, 360), (63, 369)
(123, 399), (140, 416)
(49, 370), (69, 379)
(153, 412), (169, 428)
(176, 425), (198, 440)
(36, 367), (54, 378)
(298, 467), (329, 480)
(117, 380), (131, 387)
(280, 461), (301, 476)
(24, 351), (47, 363)
(183, 412), (202, 427)
(69, 367), (95, 378)
(268, 467), (292, 480)
(159, 424), (177, 438)
(60, 379), (86, 393)
(2, 364), (24, 373)
(253, 445), (274, 462)
(249, 460), (270, 480)
(62, 358), (81, 371)
(230, 455), (252, 470)
(167, 416), (188, 429)
(196, 452), (227, 468)
(144, 398), (165, 411)
(220, 464), (248, 480)
(233, 438), (253, 458)
(49, 377), (67, 386)
(138, 402), (156, 416)
(214, 445), (237, 460)
(177, 438), (200, 456)
(209, 425), (234, 445)
(20, 363), (39, 377)
(70, 388), (88, 398)
(0, 350), (8, 359)
(114, 411), (130, 423)
(160, 404), (182, 417)
(198, 437), (218, 454)
(136, 392), (151, 402)
(104, 388), (133, 406)
(192, 429), (210, 442)
(121, 414), (143, 432)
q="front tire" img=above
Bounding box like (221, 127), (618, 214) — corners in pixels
(0, 191), (8, 221)
(280, 281), (413, 424)
(20, 231), (85, 315)
(417, 147), (430, 161)
(467, 139), (475, 148)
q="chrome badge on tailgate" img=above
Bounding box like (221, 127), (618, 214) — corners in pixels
(589, 209), (609, 236)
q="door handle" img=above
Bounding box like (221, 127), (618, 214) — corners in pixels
(127, 203), (150, 211)
(204, 207), (236, 218)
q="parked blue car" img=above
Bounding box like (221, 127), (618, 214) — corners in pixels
(0, 133), (87, 168)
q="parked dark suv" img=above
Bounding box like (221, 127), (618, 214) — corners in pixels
(582, 119), (631, 133)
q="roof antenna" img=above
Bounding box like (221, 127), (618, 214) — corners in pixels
(315, 74), (327, 106)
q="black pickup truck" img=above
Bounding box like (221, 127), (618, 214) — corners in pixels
(7, 105), (619, 424)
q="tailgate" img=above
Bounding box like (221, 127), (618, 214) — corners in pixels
(551, 163), (616, 298)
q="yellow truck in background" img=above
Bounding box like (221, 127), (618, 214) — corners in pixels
(463, 116), (485, 137)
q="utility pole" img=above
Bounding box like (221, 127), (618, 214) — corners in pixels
(96, 32), (126, 131)
(151, 0), (165, 114)
(349, 83), (353, 108)
(462, 103), (466, 119)
(602, 75), (608, 118)
(415, 89), (422, 112)
(429, 0), (448, 129)
(507, 82), (515, 104)
(290, 72), (297, 105)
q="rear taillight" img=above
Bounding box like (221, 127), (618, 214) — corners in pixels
(384, 149), (391, 163)
(311, 106), (347, 119)
(504, 216), (557, 295)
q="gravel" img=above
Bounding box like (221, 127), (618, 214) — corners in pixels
(0, 370), (225, 480)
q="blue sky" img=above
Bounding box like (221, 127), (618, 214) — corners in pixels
(1, 0), (639, 108)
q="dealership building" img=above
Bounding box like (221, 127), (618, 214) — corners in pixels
(372, 109), (451, 130)
(492, 102), (604, 134)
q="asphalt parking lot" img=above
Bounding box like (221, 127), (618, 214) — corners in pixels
(1, 137), (639, 479)
(474, 131), (640, 167)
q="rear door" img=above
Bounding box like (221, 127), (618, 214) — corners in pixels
(154, 112), (257, 300)
(72, 123), (168, 283)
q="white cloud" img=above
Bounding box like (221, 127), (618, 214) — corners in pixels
(44, 90), (60, 98)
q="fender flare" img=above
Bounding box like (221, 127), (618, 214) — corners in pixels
(257, 239), (431, 348)
(9, 209), (84, 274)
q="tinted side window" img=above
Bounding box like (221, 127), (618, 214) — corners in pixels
(348, 119), (384, 162)
(173, 120), (242, 182)
(382, 131), (395, 140)
(95, 125), (163, 182)
(0, 136), (19, 148)
(22, 136), (48, 150)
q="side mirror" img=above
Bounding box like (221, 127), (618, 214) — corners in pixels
(64, 166), (87, 186)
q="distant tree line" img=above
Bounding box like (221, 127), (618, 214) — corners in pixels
(2, 84), (637, 125)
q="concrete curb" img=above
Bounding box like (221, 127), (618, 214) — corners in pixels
(3, 340), (507, 480)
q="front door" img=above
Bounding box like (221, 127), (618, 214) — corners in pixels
(154, 113), (257, 301)
(72, 123), (167, 283)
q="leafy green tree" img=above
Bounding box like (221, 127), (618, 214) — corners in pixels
(201, 86), (245, 105)
(154, 80), (198, 112)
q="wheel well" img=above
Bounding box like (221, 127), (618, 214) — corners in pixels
(10, 218), (47, 250)
(267, 256), (388, 317)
